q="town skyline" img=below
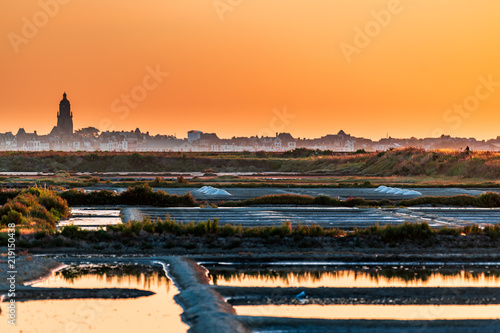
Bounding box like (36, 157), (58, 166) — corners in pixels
(2, 92), (500, 153)
(1, 87), (500, 142)
(2, 2), (500, 141)
(1, 91), (500, 143)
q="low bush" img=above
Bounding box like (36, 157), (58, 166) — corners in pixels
(354, 222), (433, 243)
(61, 184), (196, 207)
(401, 192), (500, 208)
(241, 194), (315, 206)
(484, 224), (500, 240)
(0, 188), (69, 231)
(10, 220), (499, 250)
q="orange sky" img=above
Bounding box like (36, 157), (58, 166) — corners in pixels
(1, 0), (500, 140)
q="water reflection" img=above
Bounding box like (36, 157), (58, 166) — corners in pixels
(59, 208), (122, 230)
(236, 304), (500, 320)
(208, 267), (500, 288)
(51, 264), (171, 292)
(0, 263), (188, 333)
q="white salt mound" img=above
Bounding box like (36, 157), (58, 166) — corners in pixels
(375, 186), (421, 196)
(196, 186), (231, 196)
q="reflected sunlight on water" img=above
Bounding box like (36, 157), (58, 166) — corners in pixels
(0, 265), (188, 333)
(236, 304), (500, 320)
(210, 269), (500, 288)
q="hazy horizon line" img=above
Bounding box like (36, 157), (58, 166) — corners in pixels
(4, 126), (500, 142)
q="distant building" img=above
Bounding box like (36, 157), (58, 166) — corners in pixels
(276, 133), (297, 150)
(188, 130), (203, 143)
(54, 92), (73, 136)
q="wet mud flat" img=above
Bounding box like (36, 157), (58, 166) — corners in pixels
(239, 317), (500, 333)
(0, 255), (62, 285)
(57, 261), (165, 280)
(217, 286), (500, 305)
(196, 252), (500, 264)
(11, 285), (154, 301)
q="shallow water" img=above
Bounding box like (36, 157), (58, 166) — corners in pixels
(0, 264), (188, 333)
(209, 268), (500, 288)
(215, 264), (500, 321)
(235, 304), (500, 320)
(58, 207), (122, 230)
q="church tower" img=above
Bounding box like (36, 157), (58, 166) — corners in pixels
(57, 92), (73, 135)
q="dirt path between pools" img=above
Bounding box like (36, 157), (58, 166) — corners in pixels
(0, 255), (63, 285)
(163, 257), (251, 333)
(216, 286), (500, 306)
(0, 255), (64, 316)
(7, 285), (154, 301)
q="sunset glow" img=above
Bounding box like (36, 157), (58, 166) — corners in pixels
(1, 0), (500, 139)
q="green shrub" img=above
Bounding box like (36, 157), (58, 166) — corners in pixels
(163, 241), (175, 249)
(62, 185), (196, 207)
(17, 239), (30, 248)
(34, 230), (49, 239)
(0, 188), (69, 230)
(461, 224), (482, 235)
(140, 241), (154, 250)
(475, 192), (500, 207)
(484, 224), (500, 239)
(354, 222), (433, 243)
(96, 229), (112, 242)
(437, 226), (461, 236)
(183, 242), (197, 249)
(30, 239), (43, 248)
(0, 233), (8, 246)
(224, 238), (242, 249)
(51, 237), (64, 247)
(242, 194), (315, 206)
(0, 190), (20, 205)
(61, 225), (83, 238)
(1, 209), (26, 227)
(314, 196), (341, 206)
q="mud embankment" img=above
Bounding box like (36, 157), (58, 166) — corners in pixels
(0, 256), (63, 285)
(164, 257), (251, 333)
(239, 317), (500, 333)
(217, 286), (500, 306)
(9, 285), (154, 301)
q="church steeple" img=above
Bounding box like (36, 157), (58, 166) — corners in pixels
(57, 92), (73, 135)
